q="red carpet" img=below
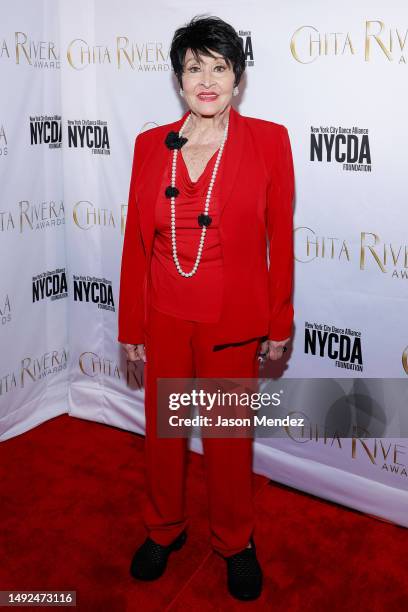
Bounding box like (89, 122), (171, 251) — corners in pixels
(0, 414), (406, 611)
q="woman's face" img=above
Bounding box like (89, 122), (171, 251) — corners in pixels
(181, 48), (235, 117)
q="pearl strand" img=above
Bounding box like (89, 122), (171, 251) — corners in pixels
(170, 113), (229, 277)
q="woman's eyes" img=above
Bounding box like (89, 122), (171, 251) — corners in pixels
(188, 65), (227, 72)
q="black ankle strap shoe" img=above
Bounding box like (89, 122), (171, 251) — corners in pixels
(130, 529), (187, 581)
(225, 537), (263, 600)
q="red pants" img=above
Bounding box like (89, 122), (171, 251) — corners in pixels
(143, 305), (261, 557)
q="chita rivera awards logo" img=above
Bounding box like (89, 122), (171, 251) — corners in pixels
(30, 115), (62, 149)
(32, 269), (68, 303)
(72, 200), (126, 233)
(0, 348), (68, 397)
(310, 125), (371, 172)
(0, 200), (65, 233)
(67, 119), (110, 155)
(238, 29), (255, 67)
(0, 32), (60, 68)
(295, 228), (408, 281)
(73, 274), (115, 312)
(66, 37), (170, 71)
(285, 422), (408, 479)
(304, 320), (363, 372)
(78, 351), (144, 389)
(290, 20), (408, 64)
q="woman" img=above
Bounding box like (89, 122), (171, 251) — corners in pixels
(118, 15), (294, 601)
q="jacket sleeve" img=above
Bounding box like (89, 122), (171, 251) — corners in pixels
(117, 134), (147, 345)
(266, 125), (295, 341)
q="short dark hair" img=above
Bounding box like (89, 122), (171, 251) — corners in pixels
(170, 15), (246, 89)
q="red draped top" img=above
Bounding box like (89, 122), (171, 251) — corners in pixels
(150, 147), (224, 322)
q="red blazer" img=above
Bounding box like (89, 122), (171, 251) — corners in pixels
(118, 104), (295, 347)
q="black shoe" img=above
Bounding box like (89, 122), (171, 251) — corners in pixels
(129, 529), (187, 581)
(225, 537), (263, 601)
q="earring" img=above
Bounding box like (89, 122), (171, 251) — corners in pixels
(233, 86), (239, 97)
(179, 88), (184, 97)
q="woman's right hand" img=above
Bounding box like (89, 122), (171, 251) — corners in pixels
(122, 343), (146, 363)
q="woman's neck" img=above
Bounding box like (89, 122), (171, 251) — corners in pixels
(185, 104), (231, 139)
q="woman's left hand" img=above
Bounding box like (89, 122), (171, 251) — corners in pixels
(259, 338), (290, 361)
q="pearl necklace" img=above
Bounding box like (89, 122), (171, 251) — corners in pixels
(169, 113), (229, 277)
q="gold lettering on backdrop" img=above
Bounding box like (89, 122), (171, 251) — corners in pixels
(0, 211), (15, 231)
(116, 38), (169, 69)
(343, 33), (355, 55)
(79, 351), (99, 376)
(73, 201), (91, 229)
(48, 41), (58, 60)
(133, 42), (145, 62)
(126, 361), (144, 389)
(18, 200), (64, 232)
(140, 121), (159, 134)
(145, 42), (154, 62)
(280, 416), (408, 472)
(365, 21), (392, 61)
(396, 29), (408, 63)
(360, 232), (386, 272)
(0, 125), (7, 145)
(294, 227), (350, 263)
(14, 32), (58, 65)
(294, 227), (317, 261)
(67, 39), (87, 70)
(296, 227), (407, 276)
(378, 440), (394, 462)
(291, 26), (318, 63)
(338, 241), (350, 260)
(393, 444), (406, 465)
(66, 37), (169, 69)
(15, 31), (31, 65)
(402, 346), (408, 375)
(103, 46), (111, 64)
(79, 351), (120, 378)
(310, 29), (322, 57)
(291, 21), (408, 64)
(79, 352), (144, 387)
(0, 372), (17, 396)
(284, 413), (343, 447)
(364, 20), (408, 62)
(67, 39), (111, 70)
(121, 205), (127, 235)
(305, 228), (318, 260)
(20, 349), (67, 386)
(78, 352), (145, 387)
(156, 43), (168, 62)
(117, 36), (132, 68)
(352, 436), (407, 467)
(0, 294), (11, 316)
(0, 39), (10, 59)
(73, 201), (116, 230)
(291, 26), (355, 64)
(352, 433), (376, 464)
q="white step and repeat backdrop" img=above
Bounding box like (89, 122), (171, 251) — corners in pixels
(1, 0), (407, 526)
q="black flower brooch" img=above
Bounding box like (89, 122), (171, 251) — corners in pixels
(165, 186), (179, 198)
(164, 130), (188, 150)
(198, 214), (212, 227)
